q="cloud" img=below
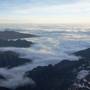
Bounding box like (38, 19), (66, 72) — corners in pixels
(0, 68), (35, 89)
(77, 70), (89, 80)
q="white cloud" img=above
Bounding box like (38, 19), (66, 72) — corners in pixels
(77, 70), (89, 80)
(0, 68), (35, 89)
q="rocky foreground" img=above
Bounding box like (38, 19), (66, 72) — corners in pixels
(0, 48), (90, 90)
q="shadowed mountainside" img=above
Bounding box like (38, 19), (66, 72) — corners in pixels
(24, 48), (90, 90)
(0, 51), (31, 68)
(0, 31), (37, 40)
(0, 39), (33, 47)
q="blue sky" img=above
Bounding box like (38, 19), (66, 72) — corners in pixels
(0, 0), (90, 24)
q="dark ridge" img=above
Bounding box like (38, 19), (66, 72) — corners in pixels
(26, 62), (78, 90)
(0, 51), (31, 68)
(74, 48), (90, 58)
(0, 31), (37, 40)
(0, 75), (6, 80)
(0, 87), (11, 90)
(16, 85), (35, 90)
(0, 39), (33, 47)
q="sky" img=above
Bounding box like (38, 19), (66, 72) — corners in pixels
(0, 0), (90, 24)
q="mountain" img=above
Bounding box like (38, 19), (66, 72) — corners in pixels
(0, 31), (37, 40)
(0, 39), (33, 47)
(0, 51), (31, 68)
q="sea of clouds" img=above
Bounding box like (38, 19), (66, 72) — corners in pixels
(0, 25), (89, 89)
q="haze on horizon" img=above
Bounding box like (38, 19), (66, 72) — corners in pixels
(0, 0), (90, 24)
